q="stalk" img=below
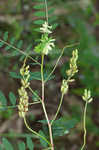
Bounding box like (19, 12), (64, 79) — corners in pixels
(41, 54), (54, 150)
(81, 101), (88, 150)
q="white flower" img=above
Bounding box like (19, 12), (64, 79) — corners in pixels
(40, 21), (52, 34)
(42, 38), (55, 55)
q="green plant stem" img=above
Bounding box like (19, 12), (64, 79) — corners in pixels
(0, 101), (41, 110)
(44, 43), (79, 83)
(0, 39), (40, 65)
(24, 116), (50, 146)
(41, 54), (44, 83)
(0, 133), (36, 138)
(43, 147), (52, 150)
(81, 101), (88, 150)
(41, 54), (54, 150)
(51, 93), (64, 125)
(28, 86), (42, 102)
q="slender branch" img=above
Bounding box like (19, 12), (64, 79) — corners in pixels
(0, 101), (41, 110)
(28, 86), (42, 102)
(51, 93), (64, 125)
(41, 54), (54, 150)
(43, 147), (52, 150)
(0, 39), (41, 65)
(24, 116), (50, 146)
(44, 43), (79, 83)
(81, 101), (88, 150)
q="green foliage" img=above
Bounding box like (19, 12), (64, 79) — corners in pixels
(0, 90), (7, 106)
(39, 117), (78, 138)
(2, 138), (14, 150)
(33, 0), (58, 32)
(52, 118), (78, 137)
(18, 141), (25, 150)
(0, 145), (2, 150)
(26, 137), (34, 150)
(8, 92), (16, 106)
(9, 71), (55, 81)
(39, 130), (48, 148)
(0, 0), (98, 150)
(0, 31), (34, 62)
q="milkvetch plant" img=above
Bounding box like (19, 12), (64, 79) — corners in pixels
(0, 0), (94, 149)
(81, 89), (93, 150)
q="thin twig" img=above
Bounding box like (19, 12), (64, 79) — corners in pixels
(41, 54), (54, 150)
(0, 39), (41, 65)
(44, 43), (79, 83)
(24, 116), (50, 146)
(51, 93), (64, 125)
(80, 101), (88, 150)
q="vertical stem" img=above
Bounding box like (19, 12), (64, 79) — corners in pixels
(81, 101), (88, 150)
(41, 54), (54, 150)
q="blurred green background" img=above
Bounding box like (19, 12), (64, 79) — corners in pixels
(0, 0), (99, 150)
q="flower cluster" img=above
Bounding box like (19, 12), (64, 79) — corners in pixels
(40, 21), (52, 34)
(82, 89), (93, 103)
(41, 36), (55, 55)
(66, 49), (78, 78)
(18, 63), (30, 118)
(61, 80), (68, 95)
(34, 21), (55, 55)
(61, 49), (78, 95)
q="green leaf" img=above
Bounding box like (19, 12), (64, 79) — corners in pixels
(19, 44), (32, 61)
(34, 19), (45, 25)
(0, 42), (4, 48)
(9, 72), (21, 79)
(10, 37), (16, 45)
(5, 37), (15, 51)
(3, 32), (8, 41)
(26, 137), (34, 150)
(52, 117), (78, 137)
(17, 40), (23, 49)
(5, 45), (11, 51)
(33, 4), (45, 9)
(30, 71), (55, 81)
(39, 130), (48, 148)
(2, 138), (14, 150)
(0, 145), (2, 150)
(38, 119), (48, 124)
(33, 28), (40, 32)
(10, 50), (20, 57)
(52, 23), (58, 30)
(18, 142), (25, 150)
(49, 16), (58, 23)
(34, 11), (45, 17)
(0, 90), (7, 105)
(48, 8), (55, 15)
(32, 90), (39, 102)
(9, 92), (16, 105)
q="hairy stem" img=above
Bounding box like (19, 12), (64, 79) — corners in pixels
(81, 101), (88, 150)
(41, 54), (54, 150)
